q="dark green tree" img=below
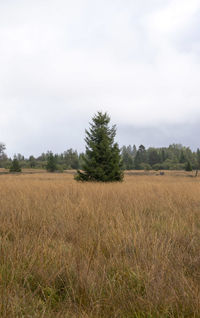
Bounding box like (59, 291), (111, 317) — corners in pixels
(75, 112), (123, 182)
(46, 152), (57, 172)
(9, 158), (21, 172)
(185, 161), (192, 172)
(148, 149), (160, 167)
(160, 149), (167, 162)
(179, 150), (186, 163)
(134, 145), (147, 169)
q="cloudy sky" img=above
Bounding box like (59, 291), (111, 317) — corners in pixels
(0, 0), (200, 157)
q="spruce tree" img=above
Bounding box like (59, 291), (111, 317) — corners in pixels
(185, 161), (192, 171)
(75, 112), (123, 182)
(9, 158), (21, 172)
(134, 145), (146, 169)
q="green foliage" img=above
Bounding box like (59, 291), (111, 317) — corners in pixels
(75, 112), (124, 182)
(179, 150), (186, 163)
(134, 145), (147, 169)
(121, 145), (135, 170)
(148, 148), (160, 166)
(152, 163), (161, 171)
(46, 152), (57, 172)
(9, 158), (21, 172)
(29, 155), (36, 168)
(196, 148), (200, 169)
(1, 139), (200, 173)
(120, 143), (199, 171)
(140, 163), (151, 170)
(63, 149), (79, 169)
(185, 161), (192, 172)
(56, 165), (64, 173)
(0, 143), (7, 168)
(78, 152), (85, 169)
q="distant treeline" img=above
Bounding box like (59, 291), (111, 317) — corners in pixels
(121, 144), (200, 171)
(0, 143), (200, 171)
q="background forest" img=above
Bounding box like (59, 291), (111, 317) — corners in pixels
(0, 142), (200, 171)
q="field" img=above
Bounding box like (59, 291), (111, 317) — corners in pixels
(0, 172), (200, 317)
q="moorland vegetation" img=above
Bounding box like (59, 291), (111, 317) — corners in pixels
(0, 173), (199, 317)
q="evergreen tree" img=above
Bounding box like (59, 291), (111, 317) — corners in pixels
(185, 161), (192, 172)
(134, 145), (146, 169)
(179, 151), (185, 163)
(132, 145), (137, 157)
(160, 149), (167, 162)
(148, 149), (160, 166)
(75, 112), (123, 182)
(9, 158), (21, 172)
(46, 152), (57, 172)
(134, 151), (141, 170)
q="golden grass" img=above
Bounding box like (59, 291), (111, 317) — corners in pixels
(0, 173), (200, 317)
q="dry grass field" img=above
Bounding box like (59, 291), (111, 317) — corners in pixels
(0, 172), (200, 317)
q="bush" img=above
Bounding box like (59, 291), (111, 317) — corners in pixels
(9, 159), (21, 172)
(152, 163), (161, 171)
(46, 152), (57, 172)
(140, 163), (152, 170)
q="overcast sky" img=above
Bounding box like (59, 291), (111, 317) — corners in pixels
(0, 0), (200, 157)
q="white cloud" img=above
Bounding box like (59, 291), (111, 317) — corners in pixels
(147, 0), (200, 34)
(0, 0), (200, 156)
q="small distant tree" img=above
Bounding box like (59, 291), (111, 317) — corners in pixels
(75, 112), (123, 182)
(46, 152), (57, 172)
(185, 161), (192, 172)
(29, 155), (36, 168)
(9, 158), (21, 172)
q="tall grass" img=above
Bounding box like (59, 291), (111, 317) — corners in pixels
(0, 173), (200, 317)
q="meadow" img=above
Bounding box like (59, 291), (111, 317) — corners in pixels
(0, 171), (200, 317)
